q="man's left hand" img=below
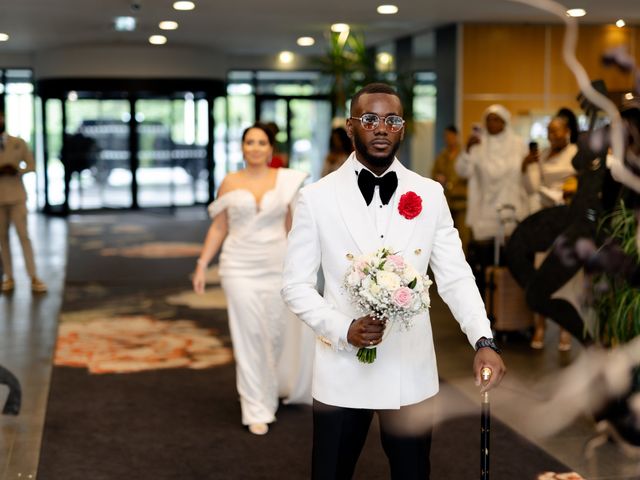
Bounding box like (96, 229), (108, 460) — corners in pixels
(473, 348), (506, 393)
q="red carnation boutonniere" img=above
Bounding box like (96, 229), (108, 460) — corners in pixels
(398, 191), (422, 219)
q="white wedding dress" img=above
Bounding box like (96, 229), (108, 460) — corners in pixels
(208, 168), (312, 426)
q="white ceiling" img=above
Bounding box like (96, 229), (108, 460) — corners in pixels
(0, 0), (638, 56)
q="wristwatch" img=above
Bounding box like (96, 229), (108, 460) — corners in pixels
(475, 337), (501, 355)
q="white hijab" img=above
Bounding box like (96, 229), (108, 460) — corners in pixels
(477, 104), (521, 183)
(466, 104), (528, 239)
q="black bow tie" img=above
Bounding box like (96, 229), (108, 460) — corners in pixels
(357, 169), (398, 206)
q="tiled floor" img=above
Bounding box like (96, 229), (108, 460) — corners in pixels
(0, 214), (66, 480)
(1, 212), (640, 479)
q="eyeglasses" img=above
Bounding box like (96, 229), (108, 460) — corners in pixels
(350, 114), (405, 133)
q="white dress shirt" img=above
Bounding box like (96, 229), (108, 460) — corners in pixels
(350, 156), (398, 243)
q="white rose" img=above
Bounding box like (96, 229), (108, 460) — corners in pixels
(402, 264), (420, 283)
(421, 290), (431, 308)
(382, 261), (396, 272)
(369, 282), (381, 297)
(376, 270), (401, 291)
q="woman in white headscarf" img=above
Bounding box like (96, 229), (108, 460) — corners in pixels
(455, 104), (529, 296)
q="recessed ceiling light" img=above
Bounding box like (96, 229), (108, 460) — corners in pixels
(616, 19), (626, 28)
(159, 21), (179, 30)
(377, 5), (398, 14)
(566, 8), (586, 18)
(149, 35), (167, 45)
(173, 1), (195, 11)
(0, 33), (9, 42)
(331, 23), (350, 33)
(297, 36), (315, 47)
(114, 16), (136, 32)
(279, 51), (294, 64)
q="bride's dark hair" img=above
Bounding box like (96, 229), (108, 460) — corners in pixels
(242, 122), (275, 146)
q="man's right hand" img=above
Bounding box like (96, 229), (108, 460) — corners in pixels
(347, 315), (386, 348)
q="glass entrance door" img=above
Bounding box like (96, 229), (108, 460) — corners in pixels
(64, 98), (132, 210)
(258, 97), (331, 180)
(135, 97), (209, 208)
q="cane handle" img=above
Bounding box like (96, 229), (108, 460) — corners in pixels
(481, 367), (492, 384)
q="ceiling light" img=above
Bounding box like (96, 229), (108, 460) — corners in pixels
(149, 35), (167, 45)
(0, 33), (9, 42)
(625, 92), (634, 101)
(159, 21), (179, 30)
(566, 8), (586, 18)
(173, 1), (195, 11)
(331, 23), (350, 33)
(377, 52), (393, 65)
(114, 16), (136, 32)
(278, 51), (294, 64)
(377, 5), (398, 14)
(297, 36), (315, 47)
(616, 19), (626, 28)
(67, 91), (78, 102)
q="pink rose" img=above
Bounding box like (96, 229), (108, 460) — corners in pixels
(392, 287), (413, 308)
(387, 255), (405, 270)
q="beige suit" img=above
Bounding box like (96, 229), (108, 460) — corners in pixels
(0, 133), (37, 279)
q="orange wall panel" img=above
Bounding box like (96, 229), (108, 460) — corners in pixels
(462, 24), (546, 95)
(549, 25), (635, 95)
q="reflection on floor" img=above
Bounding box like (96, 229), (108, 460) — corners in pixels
(1, 212), (639, 479)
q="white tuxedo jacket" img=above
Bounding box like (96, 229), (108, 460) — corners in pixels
(281, 156), (492, 409)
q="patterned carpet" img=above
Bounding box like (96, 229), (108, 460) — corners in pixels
(37, 210), (571, 479)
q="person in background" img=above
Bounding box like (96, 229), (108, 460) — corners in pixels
(192, 122), (308, 435)
(431, 125), (469, 250)
(455, 104), (529, 298)
(265, 121), (289, 168)
(522, 112), (578, 351)
(321, 127), (353, 177)
(0, 110), (47, 294)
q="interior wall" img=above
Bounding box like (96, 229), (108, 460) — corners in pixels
(459, 23), (637, 139)
(0, 53), (35, 68)
(33, 45), (228, 80)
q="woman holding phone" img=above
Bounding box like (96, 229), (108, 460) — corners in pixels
(521, 113), (578, 351)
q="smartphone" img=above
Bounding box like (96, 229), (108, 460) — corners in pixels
(529, 141), (538, 153)
(471, 123), (483, 136)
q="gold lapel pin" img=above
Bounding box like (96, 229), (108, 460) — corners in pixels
(346, 253), (354, 260)
(414, 248), (422, 255)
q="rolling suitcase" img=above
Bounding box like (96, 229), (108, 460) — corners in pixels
(485, 205), (533, 332)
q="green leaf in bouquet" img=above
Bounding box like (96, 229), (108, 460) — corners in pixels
(408, 277), (417, 289)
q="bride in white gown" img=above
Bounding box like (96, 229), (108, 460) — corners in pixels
(192, 123), (311, 436)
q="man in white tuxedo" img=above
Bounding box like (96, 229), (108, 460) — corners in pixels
(281, 83), (505, 479)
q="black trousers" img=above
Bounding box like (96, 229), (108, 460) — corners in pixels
(312, 399), (433, 480)
(467, 239), (498, 300)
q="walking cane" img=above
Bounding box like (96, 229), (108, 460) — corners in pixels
(480, 367), (492, 480)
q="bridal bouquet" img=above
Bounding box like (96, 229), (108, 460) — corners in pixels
(343, 247), (432, 363)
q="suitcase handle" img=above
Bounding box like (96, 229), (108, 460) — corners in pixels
(494, 204), (517, 265)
